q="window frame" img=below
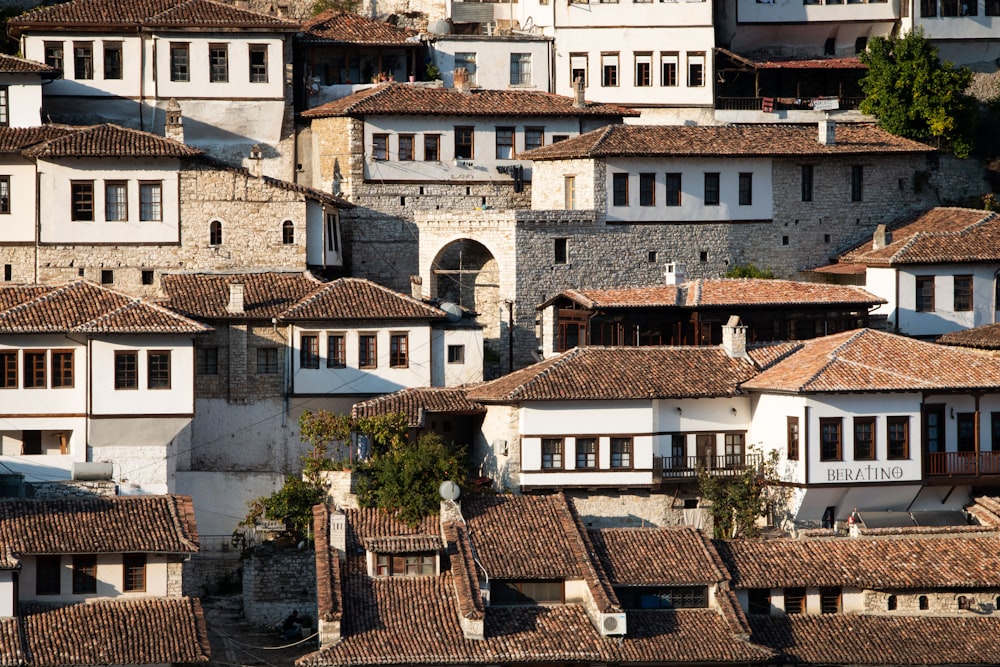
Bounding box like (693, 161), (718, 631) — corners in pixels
(640, 172), (656, 207)
(0, 350), (16, 389)
(738, 172), (753, 206)
(51, 349), (74, 388)
(887, 416), (909, 460)
(784, 587), (806, 614)
(23, 350), (46, 389)
(359, 333), (377, 369)
(36, 555), (62, 596)
(256, 347), (279, 375)
(147, 350), (171, 390)
(103, 41), (123, 80)
(954, 275), (973, 312)
(389, 332), (409, 368)
(169, 42), (190, 82)
(541, 438), (564, 469)
(575, 437), (597, 469)
(113, 352), (138, 392)
(454, 126), (474, 160)
(509, 52), (532, 86)
(703, 172), (720, 206)
(195, 346), (219, 376)
(915, 276), (935, 312)
(44, 42), (64, 71)
(687, 52), (705, 87)
(105, 180), (128, 222)
(209, 219), (223, 246)
(423, 134), (441, 161)
(612, 173), (629, 207)
(660, 52), (678, 87)
(664, 172), (681, 207)
(327, 333), (346, 368)
(610, 437), (632, 469)
(496, 126), (515, 160)
(601, 52), (619, 87)
(73, 41), (94, 80)
(554, 237), (568, 264)
(300, 334), (320, 369)
(525, 127), (545, 152)
(634, 52), (652, 87)
(0, 175), (10, 213)
(372, 133), (389, 161)
(71, 181), (95, 221)
(787, 416), (799, 460)
(853, 416), (876, 461)
(851, 165), (864, 202)
(209, 43), (229, 83)
(72, 554), (97, 594)
(455, 52), (477, 84)
(282, 219), (294, 245)
(820, 417), (843, 461)
(564, 176), (576, 210)
(801, 164), (814, 202)
(820, 587), (842, 614)
(398, 134), (415, 161)
(570, 53), (588, 87)
(123, 554), (146, 592)
(249, 44), (268, 83)
(447, 344), (465, 364)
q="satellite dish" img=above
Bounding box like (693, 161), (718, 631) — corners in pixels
(439, 480), (460, 501)
(440, 301), (463, 323)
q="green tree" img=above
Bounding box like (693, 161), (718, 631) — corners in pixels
(859, 29), (977, 158)
(239, 475), (327, 543)
(298, 409), (409, 471)
(724, 264), (774, 279)
(698, 447), (781, 539)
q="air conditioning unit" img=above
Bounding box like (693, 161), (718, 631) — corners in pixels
(599, 612), (627, 636)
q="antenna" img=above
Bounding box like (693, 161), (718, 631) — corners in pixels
(439, 480), (460, 501)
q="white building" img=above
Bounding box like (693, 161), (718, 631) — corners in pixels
(900, 0), (1000, 70)
(0, 54), (58, 129)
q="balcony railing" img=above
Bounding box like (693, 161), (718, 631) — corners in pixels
(715, 96), (865, 112)
(927, 451), (1000, 476)
(654, 454), (762, 479)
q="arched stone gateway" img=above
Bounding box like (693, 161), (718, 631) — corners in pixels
(430, 239), (500, 338)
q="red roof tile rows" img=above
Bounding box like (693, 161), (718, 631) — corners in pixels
(301, 10), (419, 45)
(284, 278), (446, 321)
(591, 527), (726, 586)
(0, 54), (58, 74)
(345, 507), (442, 554)
(23, 124), (202, 158)
(352, 387), (486, 428)
(938, 322), (1000, 350)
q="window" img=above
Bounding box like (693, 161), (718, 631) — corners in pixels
(640, 173), (656, 206)
(36, 556), (61, 595)
(541, 438), (563, 469)
(820, 587), (842, 613)
(635, 53), (652, 87)
(52, 350), (73, 388)
(576, 438), (597, 468)
(988, 0), (1000, 14)
(249, 45), (268, 82)
(787, 416), (799, 460)
(99, 269), (112, 285)
(209, 44), (229, 82)
(570, 53), (587, 87)
(424, 134), (440, 161)
(820, 418), (842, 461)
(738, 173), (753, 205)
(916, 276), (935, 312)
(103, 42), (122, 79)
(300, 334), (320, 369)
(921, 0), (937, 15)
(0, 86), (8, 127)
(74, 42), (93, 79)
(144, 270), (155, 285)
(601, 53), (619, 87)
(210, 219), (223, 245)
(282, 219), (294, 244)
(24, 351), (46, 389)
(372, 134), (388, 160)
(44, 42), (63, 70)
(887, 416), (909, 459)
(398, 134), (414, 161)
(661, 53), (678, 86)
(375, 553), (435, 576)
(71, 181), (95, 221)
(170, 43), (189, 82)
(748, 589), (771, 614)
(611, 437), (632, 468)
(888, 595), (897, 611)
(957, 412), (976, 451)
(114, 351), (138, 389)
(196, 347), (218, 375)
(105, 181), (127, 221)
(455, 52), (477, 84)
(0, 350), (15, 388)
(854, 417), (875, 460)
(147, 351), (170, 389)
(617, 586), (708, 609)
(919, 595), (929, 610)
(493, 580), (564, 605)
(123, 554), (146, 592)
(496, 127), (515, 159)
(801, 164), (814, 202)
(390, 333), (408, 368)
(784, 587), (806, 614)
(954, 275), (973, 311)
(664, 173), (682, 207)
(565, 176), (576, 209)
(139, 182), (161, 221)
(724, 433), (744, 466)
(359, 333), (377, 368)
(554, 238), (568, 264)
(73, 555), (97, 594)
(687, 52), (704, 87)
(257, 347), (279, 374)
(941, 0), (958, 14)
(510, 53), (531, 86)
(525, 127), (544, 152)
(0, 176), (10, 213)
(327, 334), (346, 368)
(851, 165), (864, 202)
(455, 127), (474, 160)
(326, 213), (340, 251)
(703, 172), (719, 206)
(448, 344), (465, 363)
(612, 173), (629, 206)
(22, 430), (41, 455)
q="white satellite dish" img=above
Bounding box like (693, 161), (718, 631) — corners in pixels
(439, 480), (460, 501)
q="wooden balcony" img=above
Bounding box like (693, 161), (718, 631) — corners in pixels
(654, 454), (762, 480)
(926, 451), (1000, 479)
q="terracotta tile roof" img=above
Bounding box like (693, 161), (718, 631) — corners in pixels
(590, 527), (726, 585)
(967, 496), (1000, 528)
(938, 322), (1000, 350)
(22, 123), (201, 159)
(0, 126), (75, 154)
(345, 508), (442, 554)
(0, 495), (199, 555)
(746, 341), (803, 370)
(749, 614), (1000, 665)
(351, 387), (486, 428)
(300, 10), (418, 45)
(718, 48), (866, 70)
(466, 346), (757, 402)
(0, 618), (22, 667)
(716, 535), (1000, 589)
(302, 83), (638, 119)
(282, 278), (447, 321)
(546, 280), (883, 310)
(8, 0), (297, 36)
(12, 598), (211, 666)
(0, 281), (208, 334)
(160, 272), (323, 320)
(442, 520), (486, 621)
(519, 123), (932, 161)
(0, 545), (17, 569)
(0, 54), (58, 74)
(838, 207), (1000, 266)
(742, 328), (1000, 393)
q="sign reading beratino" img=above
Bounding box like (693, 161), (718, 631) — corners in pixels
(826, 465), (905, 482)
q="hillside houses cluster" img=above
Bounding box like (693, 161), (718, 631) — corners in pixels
(3, 0), (1000, 664)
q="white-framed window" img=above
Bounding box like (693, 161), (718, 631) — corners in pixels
(661, 53), (678, 86)
(687, 52), (705, 87)
(635, 53), (652, 87)
(601, 53), (619, 87)
(570, 53), (588, 87)
(510, 53), (532, 86)
(455, 52), (477, 84)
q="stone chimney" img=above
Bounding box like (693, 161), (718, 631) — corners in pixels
(248, 145), (263, 179)
(164, 99), (184, 144)
(818, 116), (836, 145)
(665, 262), (685, 286)
(227, 283), (245, 314)
(872, 224), (888, 250)
(721, 315), (747, 359)
(410, 275), (423, 300)
(573, 77), (586, 108)
(453, 67), (471, 93)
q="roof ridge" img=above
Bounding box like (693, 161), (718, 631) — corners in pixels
(509, 347), (581, 401)
(557, 493), (620, 613)
(792, 329), (867, 389)
(0, 281), (78, 325)
(589, 124), (618, 153)
(169, 495), (201, 552)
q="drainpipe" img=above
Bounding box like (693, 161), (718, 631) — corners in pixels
(505, 300), (514, 374)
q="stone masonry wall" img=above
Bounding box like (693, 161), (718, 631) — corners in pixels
(243, 545), (318, 627)
(568, 491), (712, 530)
(864, 589), (1000, 615)
(27, 480), (118, 498)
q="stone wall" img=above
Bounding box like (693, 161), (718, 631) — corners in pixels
(568, 490), (711, 530)
(26, 480), (118, 498)
(184, 547), (246, 597)
(243, 545), (318, 627)
(863, 589), (1000, 615)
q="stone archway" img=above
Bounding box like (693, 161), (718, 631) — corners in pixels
(430, 238), (501, 341)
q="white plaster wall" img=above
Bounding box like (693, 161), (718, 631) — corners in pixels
(0, 571), (14, 618)
(521, 399), (653, 434)
(432, 327), (484, 386)
(429, 39), (552, 91)
(651, 395), (753, 458)
(305, 203), (343, 268)
(604, 158), (773, 222)
(153, 34), (285, 100)
(0, 417), (86, 483)
(910, 14), (1000, 41)
(176, 470), (286, 538)
(90, 335), (195, 416)
(735, 0), (896, 24)
(747, 393), (807, 484)
(0, 157), (38, 242)
(553, 0), (712, 29)
(894, 264), (999, 337)
(865, 267), (898, 326)
(727, 22), (895, 56)
(0, 335), (87, 414)
(474, 404), (521, 490)
(37, 158), (180, 244)
(1, 76), (44, 127)
(22, 34), (144, 98)
(19, 553), (170, 602)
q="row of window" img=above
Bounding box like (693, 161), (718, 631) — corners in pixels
(196, 345), (281, 376)
(801, 164), (865, 203)
(375, 553), (435, 577)
(300, 332), (408, 370)
(571, 52), (705, 89)
(612, 171), (753, 207)
(35, 553), (146, 596)
(918, 0), (997, 16)
(748, 587), (842, 615)
(3, 349), (173, 391)
(371, 127), (561, 163)
(915, 275), (974, 312)
(69, 180), (162, 222)
(449, 52), (533, 87)
(786, 415), (910, 462)
(540, 436), (633, 470)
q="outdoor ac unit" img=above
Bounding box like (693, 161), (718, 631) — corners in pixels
(599, 612), (627, 636)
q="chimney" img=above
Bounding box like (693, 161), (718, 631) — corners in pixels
(573, 77), (586, 108)
(227, 283), (245, 314)
(721, 315), (747, 359)
(329, 510), (347, 561)
(818, 116), (836, 145)
(248, 145), (264, 178)
(164, 98), (184, 144)
(665, 262), (685, 286)
(872, 224), (887, 250)
(453, 67), (470, 93)
(410, 275), (423, 300)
